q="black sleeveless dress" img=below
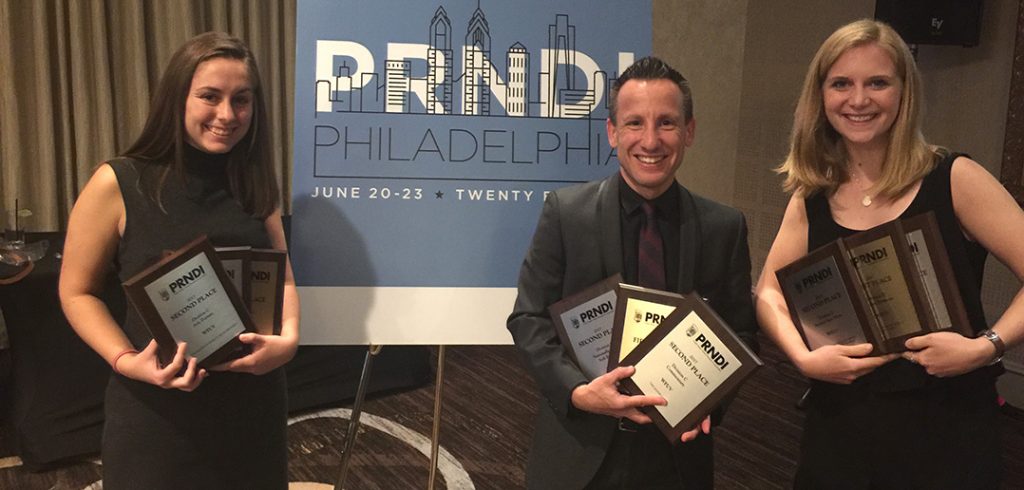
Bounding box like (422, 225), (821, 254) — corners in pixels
(795, 151), (1002, 489)
(102, 147), (287, 489)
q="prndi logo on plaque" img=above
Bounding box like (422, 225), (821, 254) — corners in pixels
(609, 285), (685, 371)
(619, 295), (763, 444)
(776, 212), (972, 355)
(549, 275), (622, 380)
(123, 237), (255, 368)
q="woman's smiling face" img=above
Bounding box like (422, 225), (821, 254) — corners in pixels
(183, 57), (253, 154)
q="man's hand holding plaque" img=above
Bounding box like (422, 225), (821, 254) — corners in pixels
(618, 293), (762, 443)
(570, 365), (667, 424)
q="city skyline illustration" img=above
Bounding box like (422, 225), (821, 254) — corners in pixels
(315, 4), (628, 120)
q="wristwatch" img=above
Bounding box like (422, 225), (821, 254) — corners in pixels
(977, 329), (1005, 365)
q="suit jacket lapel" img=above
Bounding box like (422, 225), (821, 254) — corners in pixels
(597, 175), (623, 279)
(676, 183), (700, 294)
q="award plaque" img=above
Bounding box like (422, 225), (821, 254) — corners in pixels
(901, 212), (972, 336)
(249, 249), (287, 335)
(608, 284), (686, 371)
(548, 274), (622, 380)
(776, 240), (874, 351)
(844, 221), (933, 353)
(778, 214), (972, 355)
(216, 246), (251, 305)
(618, 293), (762, 443)
(122, 236), (255, 367)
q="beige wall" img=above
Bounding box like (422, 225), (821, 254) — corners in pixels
(653, 0), (748, 205)
(654, 0), (879, 276)
(654, 1), (1023, 371)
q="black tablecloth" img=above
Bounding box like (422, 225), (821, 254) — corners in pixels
(0, 233), (115, 470)
(0, 232), (430, 470)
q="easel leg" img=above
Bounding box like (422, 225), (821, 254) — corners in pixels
(334, 344), (382, 490)
(427, 344), (446, 490)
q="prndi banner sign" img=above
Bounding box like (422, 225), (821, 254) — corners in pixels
(292, 0), (651, 344)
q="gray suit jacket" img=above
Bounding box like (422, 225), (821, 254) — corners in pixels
(507, 173), (758, 489)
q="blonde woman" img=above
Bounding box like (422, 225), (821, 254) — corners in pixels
(756, 19), (1023, 488)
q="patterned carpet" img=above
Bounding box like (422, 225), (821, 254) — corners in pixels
(2, 340), (1023, 489)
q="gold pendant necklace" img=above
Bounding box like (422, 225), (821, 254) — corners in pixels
(849, 167), (874, 207)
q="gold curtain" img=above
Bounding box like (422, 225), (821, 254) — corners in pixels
(0, 0), (296, 232)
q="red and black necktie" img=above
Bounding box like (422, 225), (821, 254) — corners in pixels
(638, 202), (666, 290)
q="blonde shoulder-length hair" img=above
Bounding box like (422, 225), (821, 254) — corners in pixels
(778, 19), (937, 199)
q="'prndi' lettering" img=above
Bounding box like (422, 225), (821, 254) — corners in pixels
(168, 265), (205, 294)
(578, 300), (613, 323)
(851, 247), (888, 267)
(694, 333), (731, 370)
(800, 266), (833, 290)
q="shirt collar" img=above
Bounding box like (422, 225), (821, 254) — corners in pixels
(618, 174), (680, 220)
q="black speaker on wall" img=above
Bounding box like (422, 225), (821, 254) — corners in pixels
(875, 0), (983, 47)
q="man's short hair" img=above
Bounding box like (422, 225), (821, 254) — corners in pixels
(608, 56), (693, 123)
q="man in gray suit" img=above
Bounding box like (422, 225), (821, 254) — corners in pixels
(508, 56), (758, 489)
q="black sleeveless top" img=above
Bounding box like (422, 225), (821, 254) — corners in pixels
(103, 147), (286, 489)
(110, 147), (272, 349)
(805, 151), (999, 391)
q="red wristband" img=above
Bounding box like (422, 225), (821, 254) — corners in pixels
(112, 348), (139, 375)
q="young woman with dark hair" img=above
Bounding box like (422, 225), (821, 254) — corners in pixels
(59, 32), (297, 489)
